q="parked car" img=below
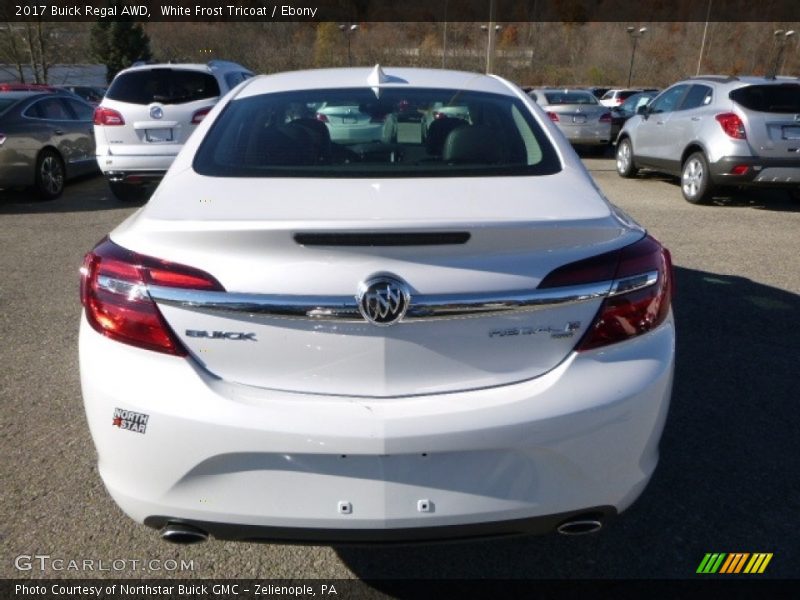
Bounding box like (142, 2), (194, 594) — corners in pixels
(610, 90), (659, 139)
(93, 60), (252, 201)
(0, 90), (97, 198)
(616, 75), (800, 204)
(79, 66), (675, 545)
(315, 101), (392, 143)
(599, 89), (644, 107)
(55, 85), (106, 106)
(585, 86), (611, 99)
(530, 88), (612, 148)
(0, 82), (58, 92)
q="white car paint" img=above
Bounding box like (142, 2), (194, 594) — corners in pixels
(79, 67), (675, 543)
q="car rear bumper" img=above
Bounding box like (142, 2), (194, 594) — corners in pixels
(710, 156), (800, 186)
(143, 506), (617, 544)
(79, 312), (674, 542)
(103, 170), (166, 183)
(559, 124), (612, 146)
(95, 147), (176, 176)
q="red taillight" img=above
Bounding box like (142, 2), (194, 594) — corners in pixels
(93, 106), (124, 126)
(539, 235), (674, 351)
(730, 164), (749, 175)
(191, 106), (212, 124)
(316, 113), (329, 123)
(715, 113), (746, 140)
(599, 112), (612, 123)
(80, 239), (224, 355)
(546, 111), (560, 122)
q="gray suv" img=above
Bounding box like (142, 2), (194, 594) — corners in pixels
(615, 76), (800, 204)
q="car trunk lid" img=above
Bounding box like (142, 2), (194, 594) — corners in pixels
(112, 173), (641, 397)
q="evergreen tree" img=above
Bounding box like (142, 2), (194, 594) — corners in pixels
(90, 21), (152, 83)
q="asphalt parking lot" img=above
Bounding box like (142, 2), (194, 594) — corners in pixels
(1, 160), (798, 583)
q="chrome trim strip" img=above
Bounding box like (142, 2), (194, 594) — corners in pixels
(608, 270), (659, 297)
(148, 280), (615, 322)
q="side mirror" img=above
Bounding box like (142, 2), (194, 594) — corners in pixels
(636, 105), (649, 116)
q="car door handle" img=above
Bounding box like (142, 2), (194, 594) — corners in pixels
(691, 117), (701, 121)
(656, 121), (665, 125)
(53, 129), (65, 136)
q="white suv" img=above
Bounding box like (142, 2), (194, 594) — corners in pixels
(94, 60), (252, 201)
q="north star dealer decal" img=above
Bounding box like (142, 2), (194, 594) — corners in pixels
(112, 408), (149, 434)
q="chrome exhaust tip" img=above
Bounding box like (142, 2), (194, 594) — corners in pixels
(556, 518), (603, 536)
(160, 522), (209, 544)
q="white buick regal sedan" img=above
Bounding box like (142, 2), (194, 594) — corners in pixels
(79, 66), (675, 544)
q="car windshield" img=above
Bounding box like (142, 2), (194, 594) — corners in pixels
(106, 69), (220, 105)
(543, 92), (598, 105)
(729, 84), (800, 113)
(193, 87), (561, 178)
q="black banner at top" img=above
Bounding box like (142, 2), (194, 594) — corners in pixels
(3, 0), (800, 22)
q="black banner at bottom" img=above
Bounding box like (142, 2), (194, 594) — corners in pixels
(3, 579), (799, 600)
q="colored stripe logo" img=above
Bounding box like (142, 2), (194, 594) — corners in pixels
(697, 553), (773, 574)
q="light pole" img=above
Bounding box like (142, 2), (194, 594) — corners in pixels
(481, 0), (499, 74)
(442, 0), (448, 68)
(480, 24), (502, 74)
(626, 27), (647, 88)
(338, 23), (358, 67)
(770, 29), (796, 78)
(696, 0), (713, 75)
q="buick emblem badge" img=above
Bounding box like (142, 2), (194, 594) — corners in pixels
(357, 275), (410, 326)
(150, 106), (163, 119)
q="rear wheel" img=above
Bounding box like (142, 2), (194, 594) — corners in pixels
(615, 138), (638, 178)
(109, 181), (149, 202)
(35, 149), (65, 199)
(681, 152), (715, 205)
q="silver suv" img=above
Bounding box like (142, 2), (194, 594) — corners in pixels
(615, 76), (800, 204)
(94, 60), (252, 201)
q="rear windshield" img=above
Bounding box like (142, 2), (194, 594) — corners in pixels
(193, 87), (561, 178)
(730, 84), (800, 113)
(543, 92), (597, 105)
(106, 69), (220, 105)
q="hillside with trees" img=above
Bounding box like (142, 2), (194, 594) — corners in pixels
(1, 21), (797, 86)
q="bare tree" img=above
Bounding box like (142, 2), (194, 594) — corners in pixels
(0, 24), (28, 81)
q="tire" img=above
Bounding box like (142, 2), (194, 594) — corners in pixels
(35, 149), (65, 199)
(615, 138), (638, 178)
(109, 181), (148, 202)
(681, 152), (715, 205)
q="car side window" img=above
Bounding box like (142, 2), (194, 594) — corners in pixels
(64, 98), (94, 121)
(679, 85), (713, 111)
(648, 85), (689, 114)
(25, 98), (71, 120)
